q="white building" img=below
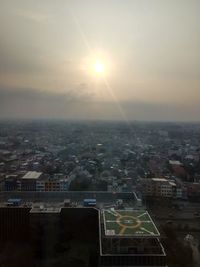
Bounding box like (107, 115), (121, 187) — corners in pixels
(36, 180), (45, 192)
(59, 179), (69, 191)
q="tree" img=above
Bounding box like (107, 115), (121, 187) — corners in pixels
(69, 178), (90, 191)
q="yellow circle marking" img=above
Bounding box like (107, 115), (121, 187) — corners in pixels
(117, 215), (141, 229)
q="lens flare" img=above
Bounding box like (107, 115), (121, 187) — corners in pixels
(94, 61), (105, 73)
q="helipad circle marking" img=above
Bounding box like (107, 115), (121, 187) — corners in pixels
(117, 215), (141, 229)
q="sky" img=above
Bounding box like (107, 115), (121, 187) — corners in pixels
(0, 0), (200, 121)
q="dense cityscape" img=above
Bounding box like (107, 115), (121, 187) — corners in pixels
(0, 121), (200, 197)
(0, 120), (200, 266)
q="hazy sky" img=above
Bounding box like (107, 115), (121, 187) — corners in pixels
(0, 0), (200, 121)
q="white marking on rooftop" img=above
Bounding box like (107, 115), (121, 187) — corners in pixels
(140, 227), (154, 235)
(108, 209), (118, 216)
(137, 212), (146, 218)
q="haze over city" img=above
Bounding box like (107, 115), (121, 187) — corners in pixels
(1, 2), (200, 266)
(0, 0), (200, 121)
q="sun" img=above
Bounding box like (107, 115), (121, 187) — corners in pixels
(93, 61), (105, 74)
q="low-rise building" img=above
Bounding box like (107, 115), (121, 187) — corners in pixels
(4, 175), (18, 191)
(45, 180), (60, 191)
(59, 179), (68, 191)
(21, 171), (43, 191)
(141, 178), (173, 198)
(36, 180), (46, 192)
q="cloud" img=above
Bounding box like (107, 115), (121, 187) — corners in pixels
(0, 86), (95, 119)
(14, 9), (53, 23)
(0, 85), (94, 104)
(0, 87), (199, 121)
(0, 1), (199, 121)
(0, 40), (44, 75)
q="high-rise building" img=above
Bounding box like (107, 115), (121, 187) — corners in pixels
(99, 209), (167, 267)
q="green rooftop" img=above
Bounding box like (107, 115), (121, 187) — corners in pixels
(103, 209), (160, 237)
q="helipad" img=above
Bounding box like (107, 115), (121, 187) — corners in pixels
(103, 209), (160, 237)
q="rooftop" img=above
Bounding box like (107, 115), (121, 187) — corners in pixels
(103, 209), (160, 237)
(169, 160), (182, 165)
(30, 205), (61, 213)
(152, 178), (168, 182)
(22, 171), (42, 180)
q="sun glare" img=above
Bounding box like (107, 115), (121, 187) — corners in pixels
(94, 61), (105, 74)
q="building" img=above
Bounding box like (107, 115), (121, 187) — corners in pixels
(187, 182), (200, 201)
(99, 209), (167, 266)
(0, 206), (30, 242)
(45, 180), (60, 191)
(0, 175), (4, 191)
(4, 175), (18, 191)
(21, 171), (43, 191)
(59, 178), (69, 191)
(0, 193), (167, 266)
(141, 178), (173, 198)
(36, 180), (46, 192)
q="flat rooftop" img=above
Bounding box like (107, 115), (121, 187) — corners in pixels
(30, 205), (61, 213)
(152, 178), (168, 182)
(103, 209), (160, 237)
(169, 160), (182, 165)
(22, 171), (42, 179)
